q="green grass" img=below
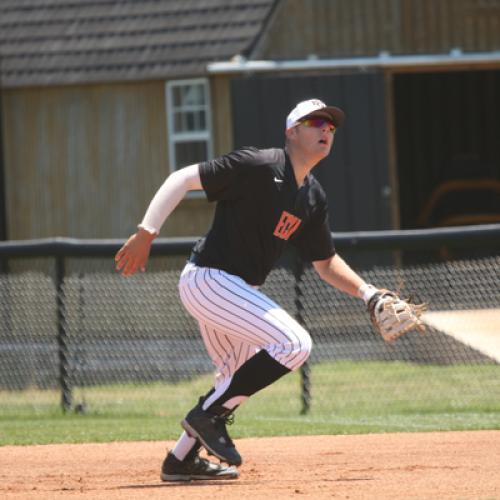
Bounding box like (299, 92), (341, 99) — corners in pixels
(1, 361), (499, 446)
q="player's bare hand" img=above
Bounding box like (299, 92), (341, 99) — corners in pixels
(115, 229), (155, 277)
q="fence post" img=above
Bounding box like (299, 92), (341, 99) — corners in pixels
(55, 255), (72, 412)
(293, 255), (311, 414)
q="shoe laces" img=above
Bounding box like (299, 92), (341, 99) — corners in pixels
(213, 414), (235, 446)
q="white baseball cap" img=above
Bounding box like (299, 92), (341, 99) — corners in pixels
(286, 99), (345, 130)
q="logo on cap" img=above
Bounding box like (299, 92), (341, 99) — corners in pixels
(309, 99), (325, 108)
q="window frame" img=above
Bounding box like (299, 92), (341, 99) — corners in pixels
(165, 78), (213, 174)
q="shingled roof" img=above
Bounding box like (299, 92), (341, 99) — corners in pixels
(0, 0), (277, 88)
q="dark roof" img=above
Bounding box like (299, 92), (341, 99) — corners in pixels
(0, 0), (277, 88)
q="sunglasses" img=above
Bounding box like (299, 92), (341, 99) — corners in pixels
(300, 118), (336, 133)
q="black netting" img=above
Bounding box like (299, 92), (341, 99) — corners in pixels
(64, 270), (208, 386)
(0, 265), (58, 390)
(300, 255), (500, 366)
(0, 245), (499, 417)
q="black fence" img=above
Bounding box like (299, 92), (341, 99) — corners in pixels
(0, 224), (499, 416)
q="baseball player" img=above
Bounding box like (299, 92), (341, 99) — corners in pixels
(115, 99), (390, 481)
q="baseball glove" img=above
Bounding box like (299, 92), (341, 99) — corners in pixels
(367, 289), (426, 343)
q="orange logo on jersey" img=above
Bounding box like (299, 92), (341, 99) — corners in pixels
(273, 211), (302, 240)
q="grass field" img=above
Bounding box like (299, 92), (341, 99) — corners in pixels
(1, 361), (499, 446)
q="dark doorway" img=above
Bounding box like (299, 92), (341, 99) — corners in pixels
(394, 69), (500, 230)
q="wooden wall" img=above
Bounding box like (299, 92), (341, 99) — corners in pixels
(1, 76), (233, 240)
(256, 0), (500, 59)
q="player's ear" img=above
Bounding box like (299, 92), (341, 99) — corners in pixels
(285, 126), (297, 142)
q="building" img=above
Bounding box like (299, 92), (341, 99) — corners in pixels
(1, 0), (499, 240)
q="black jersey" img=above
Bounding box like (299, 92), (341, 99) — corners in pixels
(190, 147), (336, 286)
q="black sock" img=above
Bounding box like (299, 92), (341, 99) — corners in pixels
(206, 350), (291, 409)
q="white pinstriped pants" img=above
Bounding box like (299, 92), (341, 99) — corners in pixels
(178, 262), (312, 407)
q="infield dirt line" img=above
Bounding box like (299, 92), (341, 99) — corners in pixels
(1, 431), (499, 499)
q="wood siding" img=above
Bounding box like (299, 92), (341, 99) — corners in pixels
(0, 78), (236, 240)
(211, 76), (234, 157)
(255, 0), (500, 59)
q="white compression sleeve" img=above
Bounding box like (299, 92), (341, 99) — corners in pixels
(139, 164), (202, 234)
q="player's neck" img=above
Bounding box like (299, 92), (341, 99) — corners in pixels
(286, 147), (321, 187)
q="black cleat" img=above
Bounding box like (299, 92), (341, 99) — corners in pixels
(160, 451), (239, 482)
(181, 402), (242, 466)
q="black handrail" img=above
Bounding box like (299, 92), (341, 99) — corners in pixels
(0, 224), (498, 258)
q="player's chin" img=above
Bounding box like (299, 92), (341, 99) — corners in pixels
(317, 142), (332, 156)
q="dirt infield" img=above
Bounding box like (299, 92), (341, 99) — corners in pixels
(1, 431), (499, 499)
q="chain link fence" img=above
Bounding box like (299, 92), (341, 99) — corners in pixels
(0, 226), (499, 421)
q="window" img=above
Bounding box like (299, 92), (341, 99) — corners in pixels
(166, 78), (213, 172)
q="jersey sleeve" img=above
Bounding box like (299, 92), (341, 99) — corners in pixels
(291, 192), (336, 262)
(199, 147), (262, 202)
